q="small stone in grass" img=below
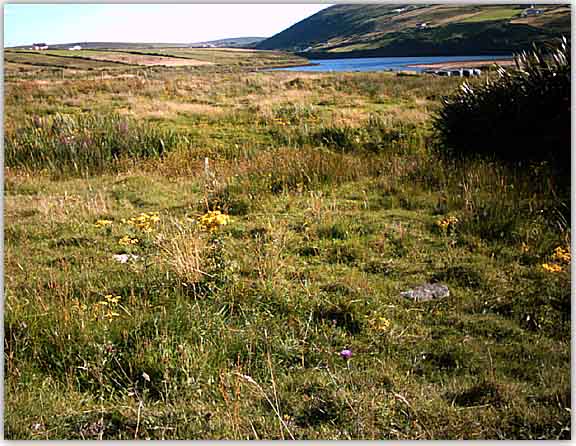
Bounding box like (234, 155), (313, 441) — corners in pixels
(401, 283), (450, 302)
(113, 254), (140, 264)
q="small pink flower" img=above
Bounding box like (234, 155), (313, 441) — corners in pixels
(340, 349), (352, 360)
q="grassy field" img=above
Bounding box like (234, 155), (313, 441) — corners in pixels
(4, 50), (130, 70)
(460, 7), (520, 23)
(4, 63), (570, 439)
(4, 48), (308, 79)
(120, 48), (310, 67)
(38, 50), (212, 67)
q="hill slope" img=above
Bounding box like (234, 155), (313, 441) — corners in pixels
(10, 38), (266, 51)
(10, 42), (191, 50)
(190, 37), (266, 48)
(257, 4), (571, 57)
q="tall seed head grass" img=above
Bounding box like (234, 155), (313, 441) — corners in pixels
(157, 224), (209, 286)
(5, 112), (183, 177)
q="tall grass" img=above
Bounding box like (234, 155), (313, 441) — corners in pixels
(5, 113), (184, 176)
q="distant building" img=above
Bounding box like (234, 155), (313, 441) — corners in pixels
(425, 68), (482, 77)
(68, 45), (82, 50)
(32, 43), (48, 50)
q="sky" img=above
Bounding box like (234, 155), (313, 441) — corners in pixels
(3, 3), (332, 47)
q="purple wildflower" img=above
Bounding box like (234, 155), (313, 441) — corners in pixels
(339, 349), (352, 360)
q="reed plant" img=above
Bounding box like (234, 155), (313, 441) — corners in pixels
(5, 112), (183, 176)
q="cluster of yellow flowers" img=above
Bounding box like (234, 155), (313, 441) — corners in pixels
(119, 235), (139, 246)
(94, 295), (123, 321)
(72, 295), (123, 321)
(94, 219), (113, 228)
(436, 215), (459, 233)
(122, 212), (160, 233)
(198, 210), (232, 232)
(552, 246), (571, 264)
(542, 245), (571, 273)
(542, 263), (563, 273)
(273, 118), (289, 126)
(367, 315), (391, 332)
(94, 212), (160, 246)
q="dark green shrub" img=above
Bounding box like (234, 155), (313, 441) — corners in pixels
(433, 38), (570, 179)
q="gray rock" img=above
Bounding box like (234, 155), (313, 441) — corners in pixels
(401, 283), (450, 302)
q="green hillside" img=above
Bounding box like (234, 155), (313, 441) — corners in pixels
(256, 4), (571, 57)
(191, 37), (266, 48)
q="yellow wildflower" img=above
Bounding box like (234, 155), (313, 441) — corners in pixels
(367, 315), (391, 332)
(102, 295), (122, 304)
(436, 215), (459, 233)
(95, 219), (113, 228)
(198, 210), (232, 232)
(552, 246), (571, 264)
(124, 212), (160, 233)
(542, 263), (563, 273)
(93, 294), (123, 321)
(119, 235), (139, 246)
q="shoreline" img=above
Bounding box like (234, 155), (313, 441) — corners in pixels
(407, 58), (514, 70)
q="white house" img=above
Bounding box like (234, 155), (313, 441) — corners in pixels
(68, 45), (82, 51)
(32, 43), (48, 50)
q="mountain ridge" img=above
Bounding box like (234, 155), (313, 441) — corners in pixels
(256, 4), (571, 57)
